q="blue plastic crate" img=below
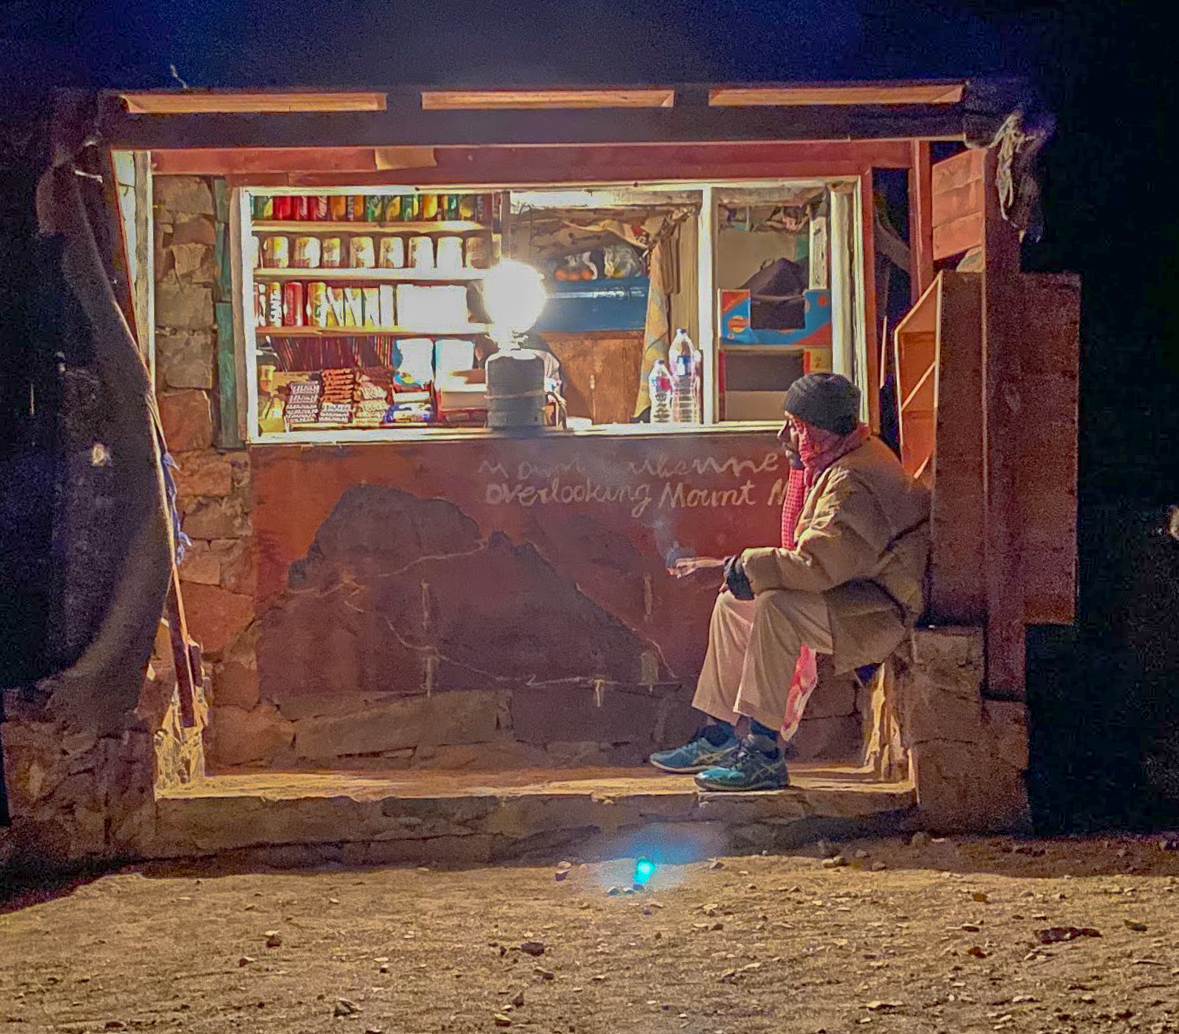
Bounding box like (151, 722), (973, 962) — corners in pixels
(535, 277), (649, 333)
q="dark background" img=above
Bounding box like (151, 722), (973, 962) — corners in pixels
(1, 0), (1177, 829)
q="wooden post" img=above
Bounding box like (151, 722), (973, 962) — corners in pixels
(859, 170), (880, 432)
(908, 141), (934, 301)
(981, 144), (1026, 700)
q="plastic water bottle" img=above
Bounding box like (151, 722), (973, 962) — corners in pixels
(648, 359), (673, 424)
(670, 328), (698, 424)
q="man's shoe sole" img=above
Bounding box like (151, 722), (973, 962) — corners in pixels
(648, 757), (711, 774)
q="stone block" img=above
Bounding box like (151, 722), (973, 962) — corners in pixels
(983, 700), (1030, 771)
(911, 741), (1031, 833)
(178, 541), (221, 585)
(154, 176), (214, 217)
(181, 582), (254, 654)
(412, 741), (550, 771)
(803, 667), (859, 719)
(214, 622), (260, 711)
(174, 449), (233, 496)
(159, 389), (213, 452)
(155, 280), (214, 330)
(216, 537), (256, 596)
(172, 242), (215, 283)
(294, 690), (507, 763)
(171, 215), (216, 246)
(159, 329), (215, 390)
(511, 684), (661, 747)
(895, 626), (985, 745)
(791, 714), (862, 761)
(180, 494), (250, 540)
(207, 701), (294, 767)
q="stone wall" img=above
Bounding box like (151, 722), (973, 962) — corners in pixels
(894, 626), (1031, 832)
(152, 175), (267, 770)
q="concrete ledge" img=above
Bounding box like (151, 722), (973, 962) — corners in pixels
(147, 765), (916, 866)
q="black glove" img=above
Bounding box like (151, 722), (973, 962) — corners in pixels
(723, 554), (755, 600)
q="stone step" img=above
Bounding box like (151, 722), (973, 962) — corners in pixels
(151, 764), (916, 868)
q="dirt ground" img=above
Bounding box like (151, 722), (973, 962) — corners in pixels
(4, 834), (1179, 1034)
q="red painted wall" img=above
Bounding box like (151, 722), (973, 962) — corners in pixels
(251, 431), (788, 693)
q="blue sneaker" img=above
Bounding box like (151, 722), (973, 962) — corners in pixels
(694, 735), (790, 791)
(648, 731), (739, 774)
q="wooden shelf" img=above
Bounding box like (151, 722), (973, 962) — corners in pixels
(720, 341), (826, 355)
(253, 267), (486, 282)
(255, 325), (489, 337)
(252, 220), (488, 234)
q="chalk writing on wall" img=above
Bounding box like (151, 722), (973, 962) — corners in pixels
(478, 452), (783, 523)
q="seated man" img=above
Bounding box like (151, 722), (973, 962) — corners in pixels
(650, 373), (930, 790)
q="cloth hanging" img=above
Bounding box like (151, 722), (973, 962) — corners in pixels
(780, 420), (872, 740)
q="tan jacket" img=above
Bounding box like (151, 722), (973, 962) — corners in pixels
(741, 436), (930, 673)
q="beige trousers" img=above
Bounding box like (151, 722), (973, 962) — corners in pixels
(692, 589), (834, 731)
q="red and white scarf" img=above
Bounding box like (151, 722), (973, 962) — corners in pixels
(780, 419), (871, 739)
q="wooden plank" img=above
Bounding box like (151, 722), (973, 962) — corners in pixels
(710, 83), (964, 106)
(932, 178), (985, 230)
(860, 171), (879, 432)
(927, 272), (985, 623)
(422, 88), (675, 110)
(159, 139), (916, 179)
(931, 147), (983, 195)
(1017, 273), (1080, 624)
(99, 102), (967, 151)
(122, 90), (387, 114)
(154, 147), (382, 175)
(932, 211), (983, 260)
(215, 301), (241, 449)
(981, 144), (1026, 700)
(909, 141), (934, 302)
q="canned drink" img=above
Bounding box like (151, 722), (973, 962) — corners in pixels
(309, 195), (329, 221)
(435, 236), (464, 272)
(385, 195), (403, 221)
(365, 195), (385, 222)
(329, 195), (349, 221)
(459, 194), (477, 219)
(293, 236), (321, 268)
(349, 195), (366, 221)
(252, 195), (274, 220)
(361, 287), (381, 327)
(262, 236), (290, 268)
(349, 236), (376, 269)
(292, 195), (310, 220)
(282, 282), (305, 326)
(378, 236), (405, 268)
(408, 235), (434, 270)
(342, 287), (363, 327)
(307, 282), (329, 327)
(321, 237), (343, 267)
(464, 236), (490, 269)
(419, 193), (439, 221)
(274, 196), (293, 220)
(475, 194), (488, 222)
(400, 194), (419, 221)
(264, 282), (283, 327)
(443, 194), (461, 220)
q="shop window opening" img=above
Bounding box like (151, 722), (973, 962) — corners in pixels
(239, 179), (865, 443)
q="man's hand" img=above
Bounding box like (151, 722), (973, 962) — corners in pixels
(723, 554), (755, 600)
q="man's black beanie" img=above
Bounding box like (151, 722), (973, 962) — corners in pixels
(782, 373), (861, 435)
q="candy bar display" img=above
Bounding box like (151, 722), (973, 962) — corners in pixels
(246, 188), (499, 438)
(284, 377), (322, 426)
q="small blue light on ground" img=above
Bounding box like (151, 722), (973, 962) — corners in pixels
(634, 858), (656, 885)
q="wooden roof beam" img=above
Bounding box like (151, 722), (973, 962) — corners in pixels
(100, 101), (967, 151)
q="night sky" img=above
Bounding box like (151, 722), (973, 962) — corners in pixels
(1, 0), (1175, 502)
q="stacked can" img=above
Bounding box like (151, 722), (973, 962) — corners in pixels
(282, 283), (305, 327)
